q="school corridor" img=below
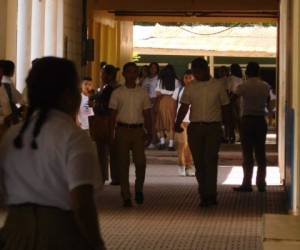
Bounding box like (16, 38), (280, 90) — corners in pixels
(95, 147), (285, 250)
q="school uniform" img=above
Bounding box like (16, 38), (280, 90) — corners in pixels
(235, 77), (270, 190)
(172, 87), (193, 174)
(0, 110), (104, 250)
(109, 85), (151, 202)
(180, 78), (229, 203)
(78, 93), (94, 131)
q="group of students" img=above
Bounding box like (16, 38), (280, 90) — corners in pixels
(0, 56), (271, 250)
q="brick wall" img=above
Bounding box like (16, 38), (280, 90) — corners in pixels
(64, 0), (83, 72)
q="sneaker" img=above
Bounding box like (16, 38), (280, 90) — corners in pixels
(177, 166), (186, 176)
(135, 192), (144, 204)
(257, 186), (266, 192)
(185, 167), (195, 176)
(148, 143), (156, 149)
(123, 199), (133, 207)
(199, 198), (218, 207)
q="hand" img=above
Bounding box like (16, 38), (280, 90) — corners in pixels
(144, 133), (152, 147)
(174, 122), (183, 133)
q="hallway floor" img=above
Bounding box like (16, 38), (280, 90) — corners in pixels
(96, 164), (286, 250)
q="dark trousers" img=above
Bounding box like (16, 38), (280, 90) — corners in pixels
(96, 141), (120, 183)
(187, 122), (222, 201)
(240, 116), (267, 188)
(115, 127), (146, 201)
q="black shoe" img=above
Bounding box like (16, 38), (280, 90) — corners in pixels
(135, 192), (144, 204)
(258, 186), (266, 192)
(199, 199), (218, 207)
(110, 181), (120, 186)
(233, 185), (253, 192)
(123, 199), (132, 207)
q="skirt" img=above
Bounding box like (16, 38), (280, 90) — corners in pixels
(0, 204), (97, 250)
(156, 95), (176, 131)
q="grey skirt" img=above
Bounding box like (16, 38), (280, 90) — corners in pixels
(0, 204), (97, 250)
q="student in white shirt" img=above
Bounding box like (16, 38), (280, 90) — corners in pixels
(172, 70), (194, 177)
(155, 64), (180, 150)
(78, 77), (94, 131)
(0, 57), (105, 250)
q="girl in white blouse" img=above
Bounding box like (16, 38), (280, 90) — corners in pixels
(0, 57), (105, 250)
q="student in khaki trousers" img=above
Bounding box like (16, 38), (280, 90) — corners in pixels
(175, 57), (230, 207)
(109, 62), (152, 207)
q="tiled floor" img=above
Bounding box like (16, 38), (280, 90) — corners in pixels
(96, 164), (286, 250)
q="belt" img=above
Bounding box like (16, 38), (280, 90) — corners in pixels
(191, 121), (221, 125)
(117, 122), (144, 128)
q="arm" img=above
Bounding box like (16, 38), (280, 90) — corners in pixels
(70, 185), (105, 250)
(174, 103), (189, 133)
(143, 108), (152, 147)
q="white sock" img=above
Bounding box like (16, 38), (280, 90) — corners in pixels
(169, 139), (174, 147)
(160, 137), (165, 144)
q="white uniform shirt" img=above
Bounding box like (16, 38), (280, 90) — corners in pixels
(142, 75), (159, 99)
(0, 110), (102, 210)
(155, 79), (181, 96)
(227, 75), (243, 94)
(78, 93), (94, 130)
(172, 87), (190, 123)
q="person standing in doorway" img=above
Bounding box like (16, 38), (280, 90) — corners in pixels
(175, 57), (230, 207)
(109, 62), (152, 207)
(172, 69), (194, 177)
(233, 62), (270, 192)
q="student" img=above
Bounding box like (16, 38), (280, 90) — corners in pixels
(0, 57), (106, 250)
(109, 62), (152, 207)
(172, 70), (194, 176)
(142, 62), (160, 148)
(0, 60), (25, 132)
(175, 57), (229, 207)
(77, 77), (94, 132)
(90, 64), (120, 185)
(155, 64), (180, 150)
(233, 62), (270, 192)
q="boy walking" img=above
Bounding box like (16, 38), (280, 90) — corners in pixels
(109, 62), (152, 207)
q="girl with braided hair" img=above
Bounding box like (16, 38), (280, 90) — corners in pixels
(0, 57), (106, 250)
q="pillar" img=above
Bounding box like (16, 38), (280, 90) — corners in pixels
(31, 0), (45, 61)
(16, 0), (32, 92)
(44, 0), (57, 55)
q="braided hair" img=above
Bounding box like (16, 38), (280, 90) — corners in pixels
(14, 57), (79, 149)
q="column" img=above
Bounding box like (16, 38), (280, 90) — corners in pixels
(31, 0), (45, 61)
(56, 0), (64, 57)
(44, 0), (57, 55)
(16, 0), (32, 92)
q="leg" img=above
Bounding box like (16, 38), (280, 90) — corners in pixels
(109, 142), (120, 184)
(95, 141), (109, 182)
(188, 124), (206, 199)
(203, 124), (222, 201)
(115, 128), (132, 201)
(254, 118), (267, 190)
(240, 118), (254, 187)
(132, 128), (147, 196)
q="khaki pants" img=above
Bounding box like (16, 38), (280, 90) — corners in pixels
(187, 122), (222, 201)
(175, 122), (193, 168)
(115, 127), (146, 201)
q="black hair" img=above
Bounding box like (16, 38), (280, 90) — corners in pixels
(191, 57), (209, 70)
(82, 76), (92, 81)
(100, 61), (107, 69)
(0, 60), (15, 76)
(184, 69), (192, 75)
(14, 57), (79, 150)
(230, 63), (243, 78)
(123, 62), (138, 72)
(159, 64), (177, 91)
(102, 64), (119, 79)
(245, 62), (260, 77)
(149, 62), (160, 74)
